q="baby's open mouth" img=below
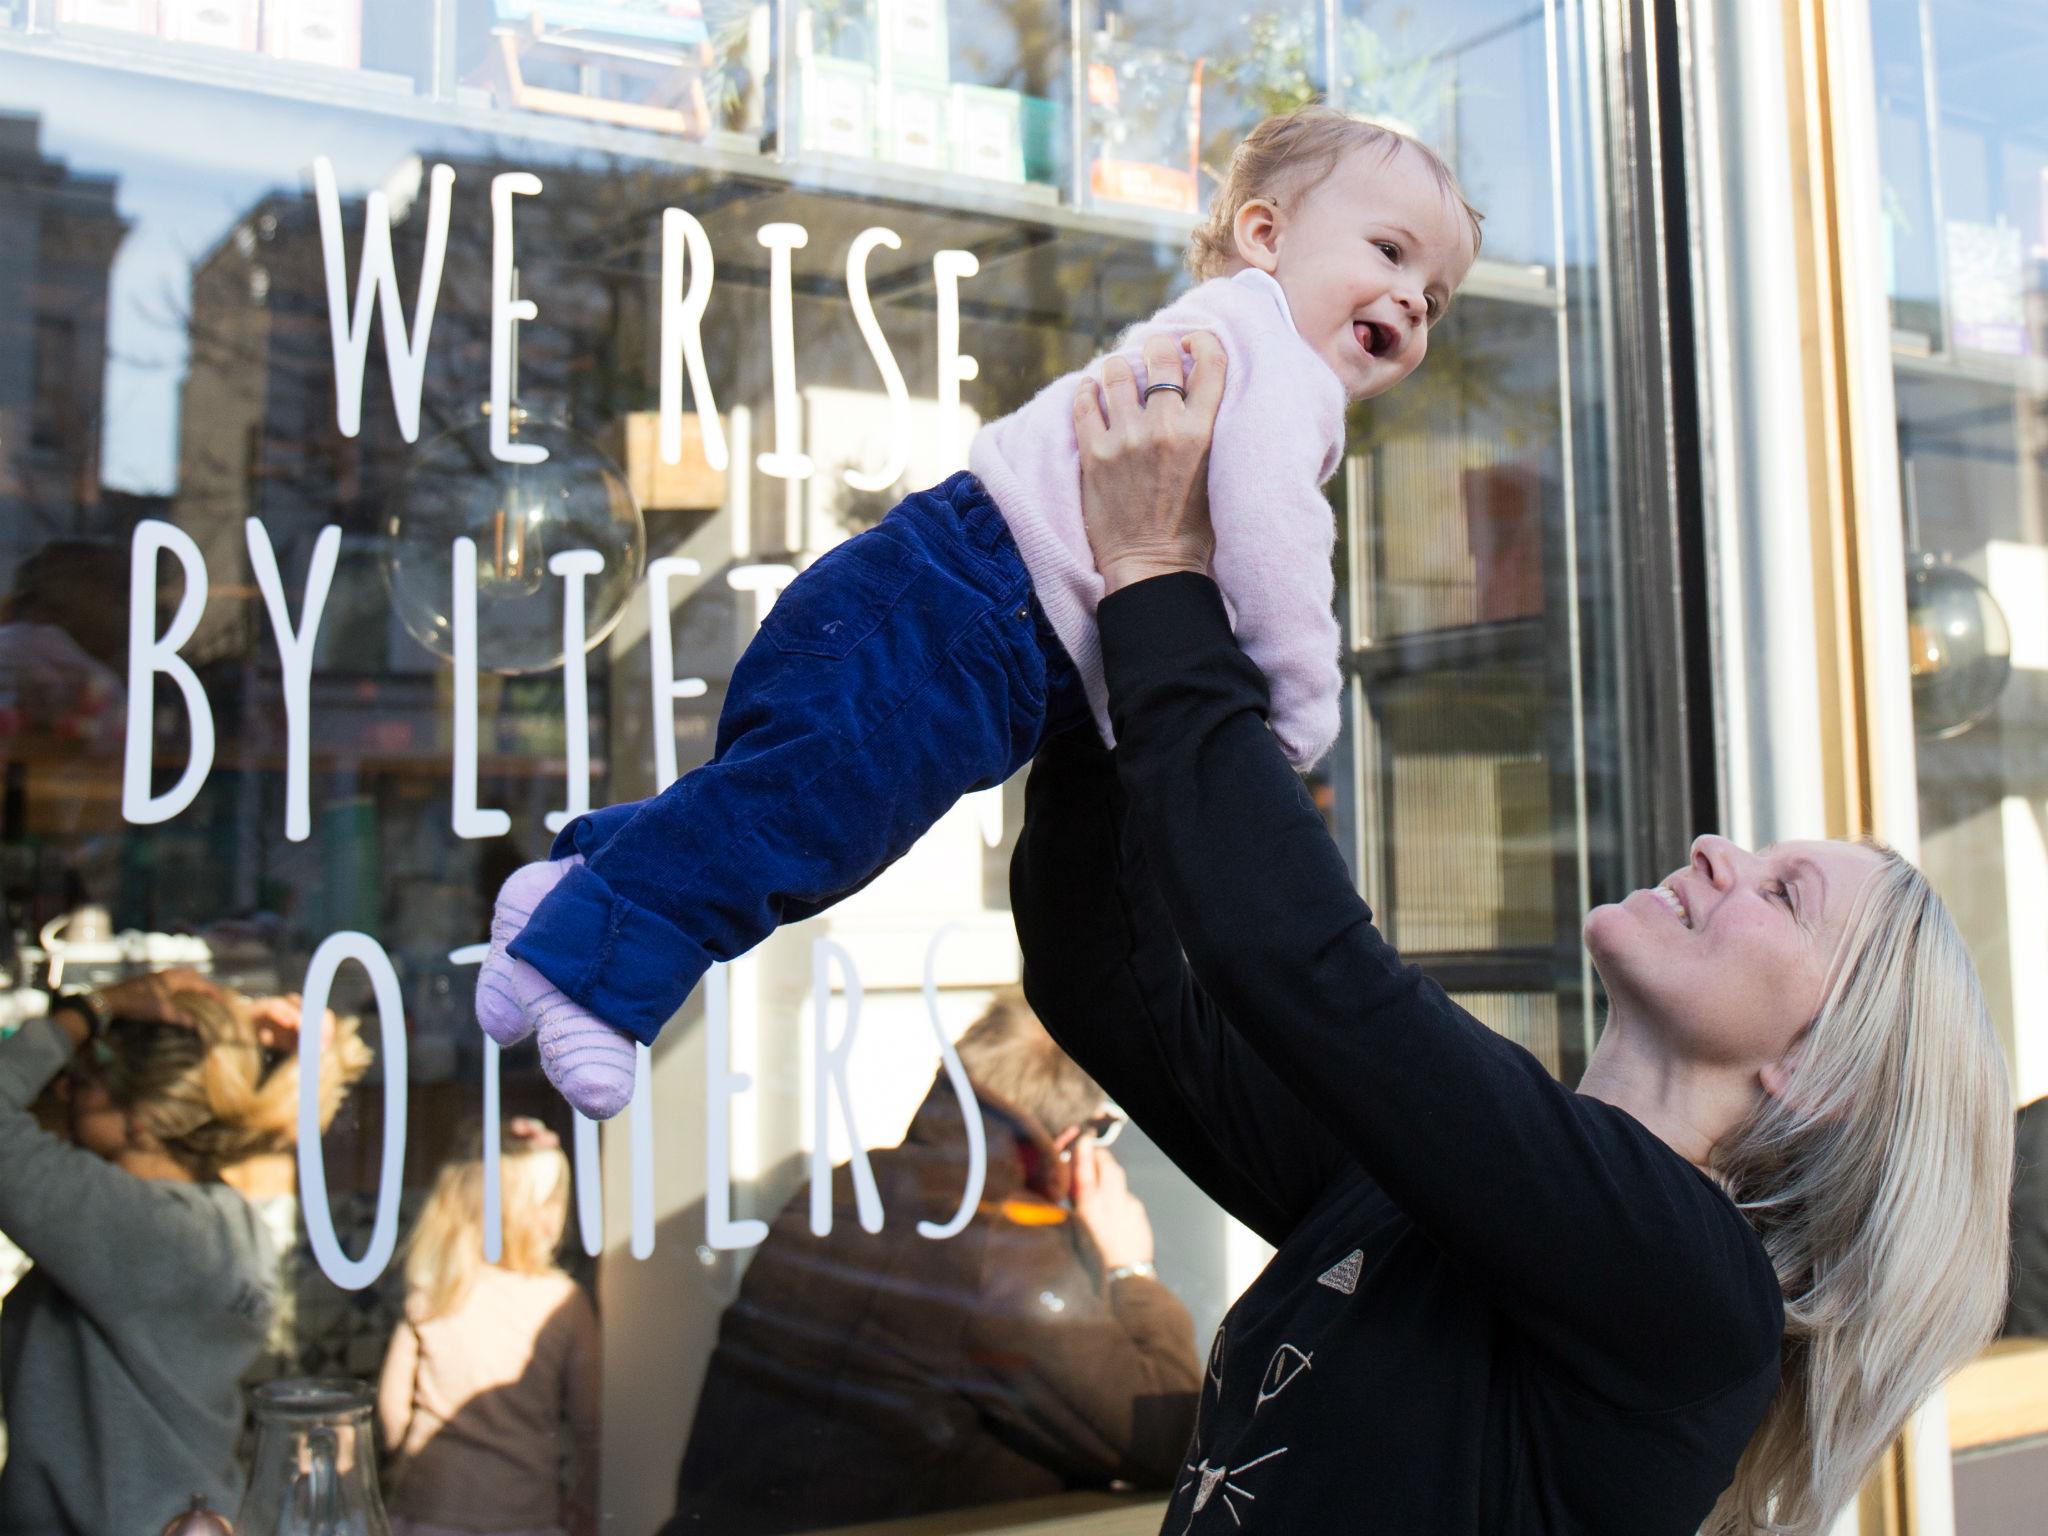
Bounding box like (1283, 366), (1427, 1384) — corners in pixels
(1354, 319), (1397, 358)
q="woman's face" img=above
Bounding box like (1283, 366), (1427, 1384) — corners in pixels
(1584, 835), (1886, 1072)
(58, 1061), (130, 1161)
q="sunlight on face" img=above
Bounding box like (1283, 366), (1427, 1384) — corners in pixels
(1264, 145), (1477, 401)
(1583, 836), (1886, 1071)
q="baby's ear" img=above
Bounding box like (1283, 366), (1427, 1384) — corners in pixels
(1231, 199), (1283, 274)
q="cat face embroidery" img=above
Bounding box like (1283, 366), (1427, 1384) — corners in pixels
(1178, 1446), (1289, 1529)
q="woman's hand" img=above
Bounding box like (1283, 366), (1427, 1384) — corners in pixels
(1070, 1139), (1155, 1273)
(247, 992), (338, 1056)
(1074, 330), (1227, 595)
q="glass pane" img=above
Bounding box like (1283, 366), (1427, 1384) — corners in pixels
(0, 1), (1667, 1530)
(1864, 0), (2048, 1520)
(1330, 1), (1629, 1086)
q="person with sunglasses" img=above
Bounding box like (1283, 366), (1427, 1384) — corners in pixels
(0, 968), (371, 1536)
(664, 989), (1200, 1535)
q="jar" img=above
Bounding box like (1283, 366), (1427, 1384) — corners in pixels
(234, 1378), (390, 1536)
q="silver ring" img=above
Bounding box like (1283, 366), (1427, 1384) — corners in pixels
(1142, 381), (1187, 405)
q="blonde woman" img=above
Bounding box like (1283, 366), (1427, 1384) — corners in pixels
(1004, 331), (2015, 1535)
(378, 1117), (598, 1536)
(0, 968), (372, 1534)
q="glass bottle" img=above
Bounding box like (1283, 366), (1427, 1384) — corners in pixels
(235, 1379), (391, 1536)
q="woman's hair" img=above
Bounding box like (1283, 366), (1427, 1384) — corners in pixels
(98, 990), (374, 1183)
(1187, 104), (1485, 283)
(401, 1126), (572, 1321)
(1704, 844), (2014, 1535)
(954, 989), (1107, 1136)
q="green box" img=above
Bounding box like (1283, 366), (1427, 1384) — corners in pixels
(952, 83), (1025, 184)
(801, 56), (876, 159)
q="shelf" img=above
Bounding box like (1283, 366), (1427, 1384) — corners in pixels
(1347, 618), (1546, 686)
(0, 20), (1557, 307)
(1892, 338), (2048, 393)
(1408, 949), (1559, 993)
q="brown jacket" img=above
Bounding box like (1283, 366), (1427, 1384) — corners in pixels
(665, 1076), (1201, 1534)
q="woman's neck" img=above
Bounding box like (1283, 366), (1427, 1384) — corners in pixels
(1575, 1010), (1760, 1177)
(116, 1147), (199, 1184)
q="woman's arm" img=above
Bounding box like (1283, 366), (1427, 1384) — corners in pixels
(0, 1014), (207, 1319)
(376, 1317), (418, 1454)
(1075, 333), (1779, 1407)
(1098, 574), (1778, 1404)
(1014, 728), (1352, 1246)
(560, 1287), (602, 1536)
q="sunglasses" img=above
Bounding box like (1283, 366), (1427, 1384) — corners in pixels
(1079, 1111), (1125, 1148)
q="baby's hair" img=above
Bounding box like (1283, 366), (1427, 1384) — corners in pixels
(1188, 105), (1485, 283)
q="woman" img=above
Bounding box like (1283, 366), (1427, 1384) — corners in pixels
(1007, 331), (2014, 1534)
(0, 970), (371, 1534)
(378, 1115), (599, 1536)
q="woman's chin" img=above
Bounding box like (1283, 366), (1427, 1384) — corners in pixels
(1582, 901), (1630, 954)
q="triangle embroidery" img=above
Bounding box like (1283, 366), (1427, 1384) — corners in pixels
(1317, 1248), (1363, 1295)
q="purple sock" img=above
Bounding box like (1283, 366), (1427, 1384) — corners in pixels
(475, 857), (581, 1047)
(512, 958), (638, 1120)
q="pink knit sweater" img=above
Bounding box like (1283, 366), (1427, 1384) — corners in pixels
(970, 269), (1348, 768)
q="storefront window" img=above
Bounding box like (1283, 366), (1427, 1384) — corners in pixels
(1865, 0), (2048, 1524)
(0, 2), (1676, 1530)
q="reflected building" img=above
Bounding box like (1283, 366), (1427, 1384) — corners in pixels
(0, 111), (126, 578)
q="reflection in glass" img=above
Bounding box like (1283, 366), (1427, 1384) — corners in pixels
(383, 412), (646, 674)
(1867, 3), (2048, 1518)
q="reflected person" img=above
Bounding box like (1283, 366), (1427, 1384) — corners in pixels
(665, 992), (1201, 1534)
(0, 970), (371, 1534)
(378, 1115), (600, 1536)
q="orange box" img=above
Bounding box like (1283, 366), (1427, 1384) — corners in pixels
(1090, 160), (1198, 215)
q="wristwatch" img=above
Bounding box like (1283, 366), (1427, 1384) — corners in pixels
(50, 988), (109, 1040)
(1105, 1261), (1158, 1285)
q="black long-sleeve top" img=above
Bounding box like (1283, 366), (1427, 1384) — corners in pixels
(1010, 573), (1784, 1535)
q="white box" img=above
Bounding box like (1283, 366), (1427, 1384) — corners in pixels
(877, 0), (947, 83)
(802, 57), (875, 159)
(160, 0), (260, 50)
(880, 81), (950, 172)
(56, 0), (159, 32)
(953, 84), (1024, 183)
(263, 0), (362, 69)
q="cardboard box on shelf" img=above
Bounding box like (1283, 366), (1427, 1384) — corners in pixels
(263, 0), (362, 69)
(881, 80), (951, 173)
(55, 0), (159, 32)
(616, 411), (727, 512)
(952, 83), (1023, 184)
(801, 55), (875, 158)
(160, 0), (261, 50)
(494, 0), (709, 47)
(876, 0), (947, 84)
(1087, 40), (1202, 214)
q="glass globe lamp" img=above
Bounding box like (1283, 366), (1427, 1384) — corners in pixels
(382, 410), (646, 674)
(1905, 551), (2012, 739)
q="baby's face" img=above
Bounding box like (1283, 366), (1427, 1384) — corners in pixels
(1265, 145), (1476, 400)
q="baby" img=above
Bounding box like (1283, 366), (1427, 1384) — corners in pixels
(478, 105), (1482, 1118)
